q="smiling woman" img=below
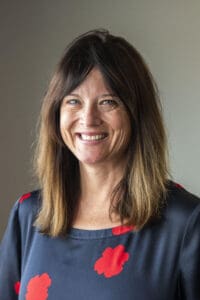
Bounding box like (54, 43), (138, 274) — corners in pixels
(33, 29), (171, 237)
(0, 29), (200, 300)
(59, 68), (131, 166)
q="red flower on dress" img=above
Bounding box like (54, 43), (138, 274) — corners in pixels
(94, 245), (129, 278)
(25, 273), (52, 300)
(19, 193), (31, 204)
(112, 225), (135, 235)
(175, 183), (184, 189)
(14, 281), (20, 294)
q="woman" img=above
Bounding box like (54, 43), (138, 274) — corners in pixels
(0, 29), (199, 300)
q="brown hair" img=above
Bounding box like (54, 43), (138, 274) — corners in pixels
(34, 29), (171, 237)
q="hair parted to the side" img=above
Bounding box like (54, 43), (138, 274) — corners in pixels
(34, 29), (171, 237)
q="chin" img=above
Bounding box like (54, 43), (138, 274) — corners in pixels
(78, 154), (107, 165)
(76, 151), (106, 164)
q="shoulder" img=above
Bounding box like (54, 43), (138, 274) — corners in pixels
(166, 181), (200, 213)
(1, 190), (41, 254)
(17, 190), (41, 210)
(163, 180), (200, 227)
(13, 190), (41, 228)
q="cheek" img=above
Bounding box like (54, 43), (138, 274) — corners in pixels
(59, 114), (73, 146)
(110, 112), (131, 134)
(60, 111), (73, 133)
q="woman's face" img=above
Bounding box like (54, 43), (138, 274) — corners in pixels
(60, 68), (131, 166)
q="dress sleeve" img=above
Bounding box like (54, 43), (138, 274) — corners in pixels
(179, 203), (200, 299)
(0, 201), (21, 299)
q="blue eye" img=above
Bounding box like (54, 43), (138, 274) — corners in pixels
(66, 99), (80, 105)
(100, 99), (118, 106)
(99, 99), (120, 111)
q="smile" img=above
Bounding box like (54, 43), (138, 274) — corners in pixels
(78, 133), (108, 141)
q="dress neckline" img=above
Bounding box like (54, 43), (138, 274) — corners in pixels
(67, 224), (136, 239)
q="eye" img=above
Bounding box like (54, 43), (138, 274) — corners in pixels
(66, 99), (81, 105)
(99, 99), (119, 111)
(100, 99), (117, 105)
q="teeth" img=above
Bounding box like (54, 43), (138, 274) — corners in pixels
(80, 134), (106, 141)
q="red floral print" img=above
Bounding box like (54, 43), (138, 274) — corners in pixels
(25, 273), (52, 300)
(19, 193), (31, 204)
(14, 281), (20, 294)
(94, 245), (129, 278)
(112, 225), (135, 235)
(175, 183), (184, 189)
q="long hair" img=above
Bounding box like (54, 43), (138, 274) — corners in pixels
(34, 29), (171, 237)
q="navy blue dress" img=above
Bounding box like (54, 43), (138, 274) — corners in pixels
(0, 181), (200, 299)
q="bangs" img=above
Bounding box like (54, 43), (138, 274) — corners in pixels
(57, 35), (122, 101)
(59, 52), (95, 99)
(56, 33), (137, 119)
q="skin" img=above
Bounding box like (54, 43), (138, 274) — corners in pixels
(60, 68), (131, 228)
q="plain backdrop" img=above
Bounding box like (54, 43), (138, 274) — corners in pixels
(0, 0), (200, 239)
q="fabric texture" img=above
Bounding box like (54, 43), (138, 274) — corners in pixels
(0, 181), (200, 299)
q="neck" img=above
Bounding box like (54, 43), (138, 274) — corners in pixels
(72, 160), (128, 228)
(79, 160), (126, 207)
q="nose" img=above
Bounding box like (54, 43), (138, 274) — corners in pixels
(80, 103), (102, 127)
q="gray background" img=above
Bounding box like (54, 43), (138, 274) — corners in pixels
(0, 0), (199, 239)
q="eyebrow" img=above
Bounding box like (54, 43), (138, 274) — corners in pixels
(66, 93), (117, 99)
